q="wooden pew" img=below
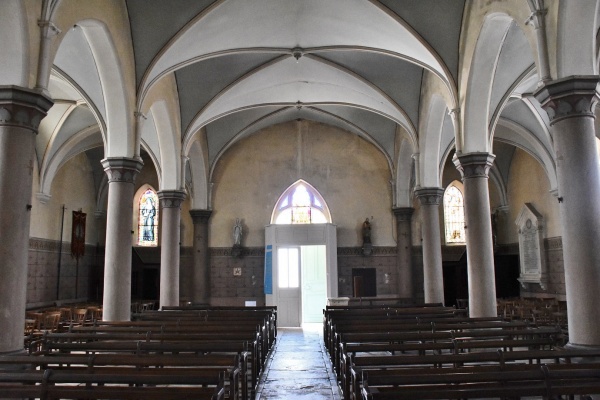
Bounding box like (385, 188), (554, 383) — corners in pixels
(359, 363), (600, 399)
(324, 307), (466, 355)
(34, 338), (253, 399)
(132, 308), (277, 355)
(333, 324), (561, 378)
(344, 348), (600, 400)
(0, 369), (226, 400)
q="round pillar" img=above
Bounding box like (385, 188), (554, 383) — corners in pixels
(415, 188), (445, 305)
(535, 76), (600, 347)
(190, 209), (212, 305)
(392, 207), (414, 298)
(101, 157), (143, 321)
(0, 87), (52, 354)
(158, 190), (186, 309)
(453, 153), (497, 317)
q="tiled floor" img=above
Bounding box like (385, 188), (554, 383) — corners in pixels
(255, 323), (341, 400)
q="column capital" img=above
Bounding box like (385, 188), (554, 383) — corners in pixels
(392, 207), (414, 221)
(534, 76), (600, 124)
(190, 209), (212, 224)
(101, 157), (143, 184)
(0, 86), (53, 131)
(158, 190), (186, 208)
(414, 187), (444, 206)
(453, 152), (495, 180)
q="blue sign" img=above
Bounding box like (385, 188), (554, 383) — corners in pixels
(264, 245), (273, 294)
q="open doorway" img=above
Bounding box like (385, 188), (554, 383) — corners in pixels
(265, 224), (338, 327)
(276, 245), (327, 326)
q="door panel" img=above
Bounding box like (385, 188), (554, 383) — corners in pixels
(277, 248), (300, 327)
(301, 245), (326, 323)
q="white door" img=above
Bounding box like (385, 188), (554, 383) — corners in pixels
(301, 245), (327, 323)
(277, 247), (300, 327)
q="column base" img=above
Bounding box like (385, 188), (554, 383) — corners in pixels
(0, 348), (30, 372)
(563, 342), (600, 363)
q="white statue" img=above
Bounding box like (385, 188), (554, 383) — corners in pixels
(233, 218), (242, 246)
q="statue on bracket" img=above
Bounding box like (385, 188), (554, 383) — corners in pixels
(232, 218), (243, 258)
(362, 217), (373, 256)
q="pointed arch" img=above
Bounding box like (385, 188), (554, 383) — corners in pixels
(271, 180), (331, 224)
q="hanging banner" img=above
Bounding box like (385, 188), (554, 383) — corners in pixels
(71, 210), (86, 260)
(264, 245), (273, 294)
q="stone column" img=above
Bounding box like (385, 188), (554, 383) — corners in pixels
(414, 188), (445, 305)
(158, 190), (186, 309)
(453, 153), (497, 317)
(535, 76), (600, 348)
(190, 209), (212, 305)
(0, 87), (52, 355)
(101, 157), (143, 321)
(392, 207), (414, 298)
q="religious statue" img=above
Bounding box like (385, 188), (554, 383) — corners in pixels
(232, 218), (243, 258)
(362, 218), (371, 244)
(233, 218), (243, 246)
(361, 217), (373, 256)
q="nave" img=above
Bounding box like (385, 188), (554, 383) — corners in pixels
(256, 324), (340, 400)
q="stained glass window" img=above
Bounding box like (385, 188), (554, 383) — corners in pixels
(444, 184), (465, 244)
(272, 180), (331, 224)
(138, 189), (159, 246)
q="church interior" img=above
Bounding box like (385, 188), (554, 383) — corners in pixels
(2, 0), (600, 398)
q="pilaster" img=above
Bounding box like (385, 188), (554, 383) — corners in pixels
(392, 207), (414, 298)
(190, 209), (213, 305)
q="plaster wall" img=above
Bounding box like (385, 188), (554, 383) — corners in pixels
(504, 148), (560, 244)
(30, 152), (98, 244)
(210, 120), (394, 248)
(28, 152), (99, 307)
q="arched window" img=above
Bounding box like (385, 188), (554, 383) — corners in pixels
(444, 183), (465, 244)
(138, 188), (159, 246)
(272, 180), (331, 224)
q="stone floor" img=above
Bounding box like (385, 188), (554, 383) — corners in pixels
(255, 323), (341, 400)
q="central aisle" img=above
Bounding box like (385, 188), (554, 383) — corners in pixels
(255, 323), (341, 399)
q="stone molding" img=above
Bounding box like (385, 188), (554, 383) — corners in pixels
(36, 192), (51, 204)
(101, 157), (143, 184)
(414, 187), (444, 206)
(208, 246), (399, 257)
(0, 86), (53, 131)
(190, 209), (212, 224)
(158, 190), (186, 208)
(337, 246), (397, 256)
(534, 76), (600, 125)
(29, 237), (95, 253)
(392, 207), (414, 221)
(210, 247), (265, 257)
(453, 152), (495, 180)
